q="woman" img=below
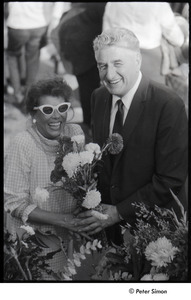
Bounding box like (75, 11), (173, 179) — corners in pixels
(4, 77), (85, 279)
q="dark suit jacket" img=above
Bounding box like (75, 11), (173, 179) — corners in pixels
(91, 76), (188, 243)
(58, 3), (106, 75)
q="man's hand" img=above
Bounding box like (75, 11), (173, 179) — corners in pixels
(73, 204), (121, 235)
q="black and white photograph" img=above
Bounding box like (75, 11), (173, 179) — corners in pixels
(3, 1), (190, 294)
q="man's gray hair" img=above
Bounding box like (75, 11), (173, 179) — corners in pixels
(93, 27), (140, 53)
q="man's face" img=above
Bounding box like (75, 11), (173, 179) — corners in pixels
(95, 44), (141, 97)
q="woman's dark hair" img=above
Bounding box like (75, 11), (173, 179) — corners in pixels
(25, 76), (73, 115)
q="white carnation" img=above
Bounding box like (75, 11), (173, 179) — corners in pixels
(79, 151), (94, 166)
(34, 187), (49, 203)
(82, 190), (101, 209)
(85, 143), (101, 157)
(62, 152), (81, 177)
(145, 236), (179, 268)
(20, 225), (35, 236)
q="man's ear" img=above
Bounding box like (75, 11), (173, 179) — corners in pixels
(136, 52), (142, 68)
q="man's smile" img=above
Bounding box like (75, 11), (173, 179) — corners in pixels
(108, 78), (122, 85)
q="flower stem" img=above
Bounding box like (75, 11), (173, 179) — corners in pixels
(79, 232), (93, 241)
(14, 255), (28, 280)
(68, 238), (74, 260)
(25, 256), (32, 280)
(101, 143), (111, 154)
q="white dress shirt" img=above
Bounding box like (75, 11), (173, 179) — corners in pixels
(110, 71), (142, 135)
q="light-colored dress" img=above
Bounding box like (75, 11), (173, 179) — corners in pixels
(4, 123), (84, 279)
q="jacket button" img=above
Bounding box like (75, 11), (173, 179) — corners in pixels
(111, 185), (116, 189)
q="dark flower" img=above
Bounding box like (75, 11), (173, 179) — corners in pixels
(107, 133), (123, 155)
(50, 170), (62, 183)
(58, 135), (71, 145)
(54, 156), (63, 166)
(60, 136), (73, 154)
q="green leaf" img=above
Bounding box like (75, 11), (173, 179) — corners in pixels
(34, 230), (62, 251)
(16, 228), (26, 241)
(110, 263), (130, 273)
(123, 229), (134, 244)
(106, 252), (125, 264)
(34, 236), (49, 248)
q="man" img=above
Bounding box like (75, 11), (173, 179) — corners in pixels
(75, 28), (188, 245)
(58, 3), (106, 130)
(102, 2), (185, 85)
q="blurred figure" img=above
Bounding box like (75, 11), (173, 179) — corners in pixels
(4, 4), (9, 95)
(103, 2), (185, 84)
(169, 2), (187, 15)
(58, 3), (106, 131)
(5, 2), (67, 105)
(181, 3), (189, 20)
(161, 5), (189, 116)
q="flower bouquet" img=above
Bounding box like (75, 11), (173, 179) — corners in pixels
(92, 190), (188, 281)
(29, 133), (124, 280)
(48, 133), (123, 219)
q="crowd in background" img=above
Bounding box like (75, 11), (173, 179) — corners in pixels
(4, 2), (189, 130)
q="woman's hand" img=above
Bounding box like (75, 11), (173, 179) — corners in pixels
(28, 208), (93, 240)
(59, 213), (94, 241)
(58, 213), (82, 232)
(28, 208), (80, 232)
(73, 204), (121, 235)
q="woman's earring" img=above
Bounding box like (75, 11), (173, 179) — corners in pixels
(33, 118), (36, 124)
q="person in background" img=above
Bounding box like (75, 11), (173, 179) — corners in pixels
(169, 2), (187, 15)
(160, 3), (189, 116)
(102, 2), (185, 85)
(73, 28), (188, 246)
(58, 2), (106, 133)
(181, 3), (189, 20)
(4, 77), (84, 279)
(5, 2), (68, 105)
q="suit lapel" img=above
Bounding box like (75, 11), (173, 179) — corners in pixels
(102, 92), (112, 143)
(122, 76), (149, 146)
(113, 76), (149, 169)
(99, 91), (113, 174)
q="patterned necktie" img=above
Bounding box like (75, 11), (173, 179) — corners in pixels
(112, 99), (124, 134)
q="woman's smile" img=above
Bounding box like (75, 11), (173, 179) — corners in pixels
(48, 121), (62, 130)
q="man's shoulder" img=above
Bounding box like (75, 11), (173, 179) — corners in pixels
(148, 79), (178, 97)
(147, 79), (185, 108)
(92, 85), (110, 99)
